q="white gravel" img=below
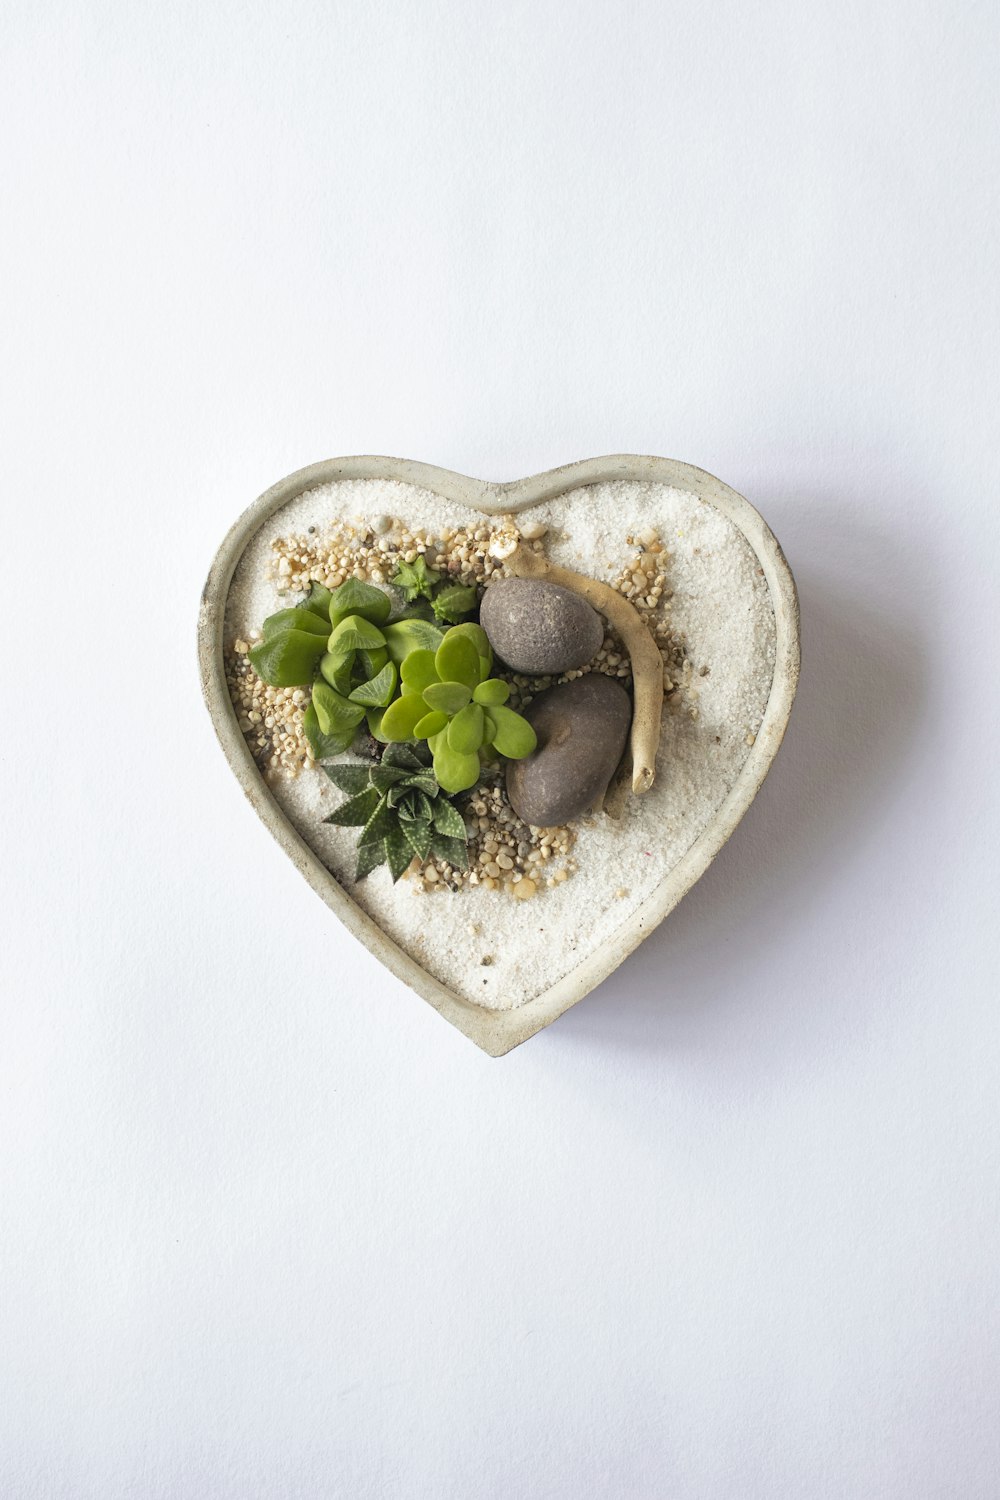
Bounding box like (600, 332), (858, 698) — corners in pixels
(225, 477), (776, 1010)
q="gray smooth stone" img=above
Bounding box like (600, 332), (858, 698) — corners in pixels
(480, 577), (604, 675)
(506, 674), (632, 827)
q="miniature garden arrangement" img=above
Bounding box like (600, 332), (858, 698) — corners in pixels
(207, 457), (799, 1053)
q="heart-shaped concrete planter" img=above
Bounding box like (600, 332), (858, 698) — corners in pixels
(199, 455), (799, 1055)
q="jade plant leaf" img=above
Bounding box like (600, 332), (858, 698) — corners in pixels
(435, 632), (480, 690)
(380, 693), (431, 741)
(447, 702), (484, 754)
(422, 681), (472, 715)
(400, 649), (440, 695)
(432, 740), (481, 794)
(447, 622), (492, 679)
(486, 703), (537, 758)
(473, 678), (510, 706)
(413, 709), (448, 738)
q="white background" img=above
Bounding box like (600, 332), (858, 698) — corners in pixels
(2, 2), (998, 1496)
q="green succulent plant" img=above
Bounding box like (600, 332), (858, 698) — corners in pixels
(391, 555), (440, 602)
(430, 581), (478, 623)
(247, 579), (445, 758)
(377, 624), (537, 793)
(324, 744), (469, 882)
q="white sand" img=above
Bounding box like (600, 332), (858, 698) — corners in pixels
(225, 478), (776, 1010)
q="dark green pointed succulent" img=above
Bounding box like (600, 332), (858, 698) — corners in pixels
(323, 744), (469, 882)
(377, 624), (536, 793)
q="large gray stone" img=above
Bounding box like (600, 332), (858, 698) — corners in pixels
(480, 577), (604, 675)
(506, 674), (632, 827)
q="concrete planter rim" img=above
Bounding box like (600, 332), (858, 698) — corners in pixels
(198, 454), (801, 1056)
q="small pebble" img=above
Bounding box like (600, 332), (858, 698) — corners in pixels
(512, 878), (536, 900)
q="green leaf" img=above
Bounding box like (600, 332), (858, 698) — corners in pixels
(355, 837), (386, 881)
(473, 678), (510, 706)
(262, 607), (330, 639)
(431, 799), (467, 841)
(431, 582), (478, 623)
(366, 707), (389, 742)
(329, 614), (387, 653)
(399, 819), (432, 863)
(413, 709), (448, 738)
(435, 630), (481, 690)
(324, 785), (381, 827)
(388, 599), (436, 625)
(329, 579), (391, 629)
(394, 788), (432, 822)
(248, 629), (326, 687)
(323, 761), (372, 795)
(422, 681), (472, 715)
(303, 702), (357, 759)
(487, 704), (537, 759)
(480, 710), (497, 747)
(349, 660), (398, 708)
(357, 646), (389, 680)
(359, 795), (395, 847)
(391, 555), (441, 602)
(400, 649), (440, 696)
(382, 743), (428, 771)
(319, 648), (354, 693)
(312, 680), (366, 736)
(305, 582), (334, 616)
(447, 702), (485, 754)
(380, 693), (429, 741)
(430, 832), (469, 870)
(432, 740), (481, 794)
(370, 763), (406, 793)
(384, 825), (415, 881)
(447, 622), (492, 678)
(383, 618), (446, 664)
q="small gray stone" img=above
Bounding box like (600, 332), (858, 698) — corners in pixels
(480, 577), (604, 675)
(506, 674), (632, 827)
